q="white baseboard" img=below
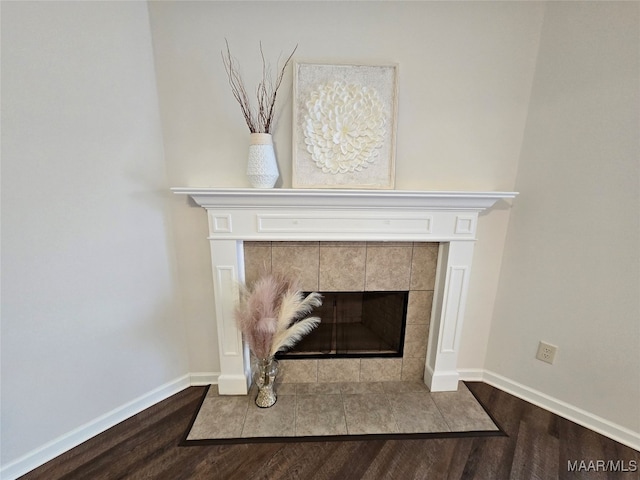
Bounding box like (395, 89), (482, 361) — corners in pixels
(458, 368), (485, 382)
(0, 372), (218, 480)
(460, 369), (640, 452)
(190, 371), (220, 386)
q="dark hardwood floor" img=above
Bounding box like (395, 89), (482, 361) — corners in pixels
(19, 383), (639, 480)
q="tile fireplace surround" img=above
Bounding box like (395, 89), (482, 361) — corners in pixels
(244, 241), (436, 382)
(172, 188), (517, 395)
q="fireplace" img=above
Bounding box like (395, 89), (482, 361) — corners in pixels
(279, 290), (409, 358)
(171, 187), (517, 394)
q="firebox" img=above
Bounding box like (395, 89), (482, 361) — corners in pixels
(276, 291), (409, 359)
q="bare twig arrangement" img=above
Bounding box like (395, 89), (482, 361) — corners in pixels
(222, 40), (298, 133)
(234, 272), (322, 359)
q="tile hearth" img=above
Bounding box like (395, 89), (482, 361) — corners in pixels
(185, 381), (499, 441)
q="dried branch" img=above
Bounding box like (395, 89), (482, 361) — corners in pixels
(221, 40), (298, 134)
(222, 39), (257, 132)
(264, 44), (297, 134)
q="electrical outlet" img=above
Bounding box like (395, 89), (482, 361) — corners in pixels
(536, 341), (558, 364)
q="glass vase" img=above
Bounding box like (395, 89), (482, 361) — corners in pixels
(254, 356), (279, 408)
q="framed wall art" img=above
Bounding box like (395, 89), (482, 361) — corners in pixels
(292, 62), (398, 189)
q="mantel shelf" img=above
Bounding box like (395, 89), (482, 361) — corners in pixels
(171, 187), (518, 211)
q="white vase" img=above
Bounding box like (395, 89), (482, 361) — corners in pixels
(247, 133), (279, 188)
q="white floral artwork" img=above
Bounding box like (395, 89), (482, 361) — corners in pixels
(293, 63), (398, 189)
(303, 81), (386, 175)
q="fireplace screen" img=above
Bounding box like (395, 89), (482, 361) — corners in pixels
(277, 291), (408, 359)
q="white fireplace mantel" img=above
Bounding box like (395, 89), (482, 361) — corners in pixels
(172, 187), (517, 394)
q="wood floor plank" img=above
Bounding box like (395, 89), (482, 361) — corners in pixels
(509, 419), (560, 480)
(442, 437), (474, 479)
(246, 442), (339, 480)
(303, 439), (386, 480)
(362, 438), (455, 479)
(17, 383), (639, 480)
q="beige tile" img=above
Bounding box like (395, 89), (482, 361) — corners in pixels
(366, 241), (409, 247)
(387, 392), (450, 433)
(410, 244), (438, 290)
(401, 357), (425, 381)
(295, 394), (347, 436)
(403, 339), (428, 358)
(338, 382), (385, 394)
(275, 382), (297, 395)
(318, 359), (361, 383)
(359, 358), (402, 382)
(187, 390), (248, 439)
(241, 395), (296, 437)
(380, 381), (429, 394)
(406, 290), (434, 324)
(431, 383), (499, 431)
(272, 242), (319, 291)
(319, 245), (366, 291)
(322, 241), (366, 247)
(365, 245), (413, 291)
(272, 241), (317, 247)
(244, 241), (270, 247)
(296, 382), (342, 394)
(404, 323), (429, 344)
(343, 394), (398, 434)
(279, 359), (318, 383)
(243, 242), (272, 287)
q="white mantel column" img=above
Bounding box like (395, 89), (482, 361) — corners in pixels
(209, 239), (250, 394)
(425, 241), (475, 391)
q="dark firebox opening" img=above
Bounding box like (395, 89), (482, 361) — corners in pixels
(276, 291), (409, 360)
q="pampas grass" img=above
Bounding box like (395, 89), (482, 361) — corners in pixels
(235, 273), (322, 359)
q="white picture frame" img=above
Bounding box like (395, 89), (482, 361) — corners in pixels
(292, 62), (398, 189)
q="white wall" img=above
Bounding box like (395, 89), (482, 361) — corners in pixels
(1, 1), (188, 467)
(148, 1), (545, 373)
(8, 0), (636, 473)
(486, 2), (640, 434)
